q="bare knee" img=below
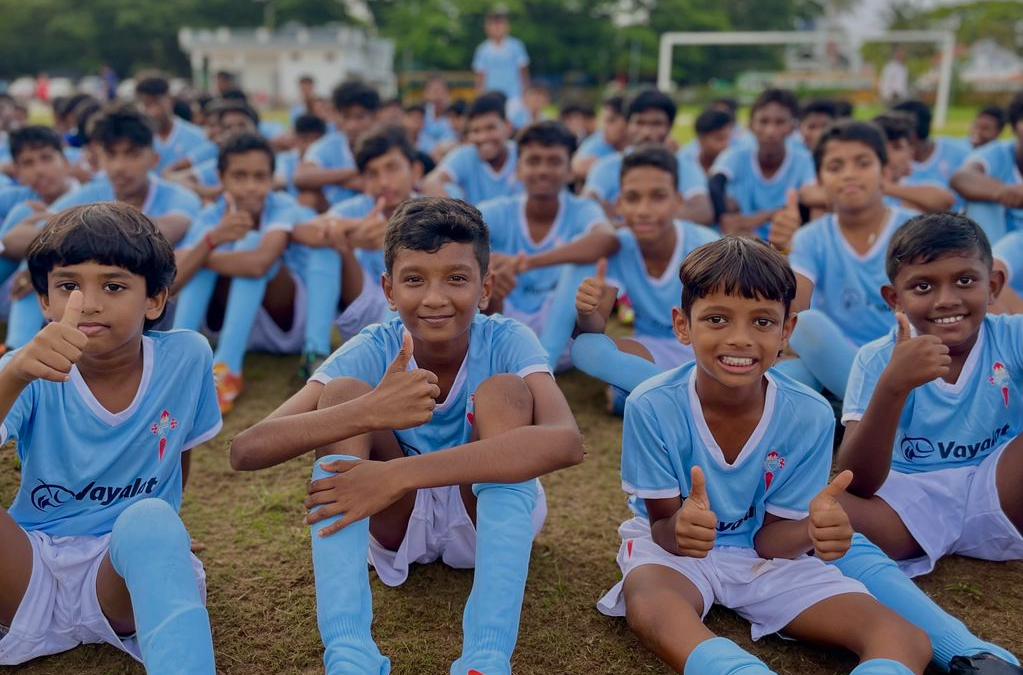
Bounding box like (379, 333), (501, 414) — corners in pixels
(472, 374), (533, 434)
(622, 579), (664, 636)
(317, 377), (372, 410)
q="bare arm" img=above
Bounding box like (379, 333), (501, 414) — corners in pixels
(646, 496), (686, 555)
(293, 161), (360, 191)
(793, 274), (814, 314)
(571, 153), (599, 184)
(718, 209), (778, 236)
(884, 181), (955, 213)
(950, 162), (1005, 203)
(1, 220), (48, 259)
(524, 225), (619, 270)
(205, 230), (289, 278)
(754, 513), (812, 559)
(151, 214), (192, 247)
(679, 193), (714, 226)
(421, 166), (455, 198)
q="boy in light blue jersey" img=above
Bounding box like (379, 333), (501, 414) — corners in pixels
(230, 196), (583, 675)
(571, 95), (627, 184)
(473, 7), (530, 118)
(276, 113), (327, 197)
(173, 132), (338, 413)
(777, 121), (919, 397)
(479, 121), (613, 362)
(711, 88), (817, 241)
(872, 112), (957, 214)
(892, 100), (970, 210)
(677, 108), (733, 177)
(951, 93), (1023, 243)
(562, 146), (718, 393)
(969, 105), (1006, 149)
(166, 101), (262, 201)
(294, 80), (380, 211)
(3, 106), (201, 351)
(135, 74), (208, 173)
(0, 203), (219, 672)
(423, 92), (522, 205)
(584, 87), (713, 225)
(597, 235), (931, 675)
(787, 98), (838, 154)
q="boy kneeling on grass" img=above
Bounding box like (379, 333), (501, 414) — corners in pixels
(0, 203), (220, 673)
(231, 196), (583, 675)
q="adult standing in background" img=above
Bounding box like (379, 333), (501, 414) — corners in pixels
(879, 47), (909, 106)
(473, 5), (530, 126)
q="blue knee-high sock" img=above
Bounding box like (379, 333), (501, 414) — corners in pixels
(772, 357), (823, 391)
(298, 246), (340, 355)
(212, 268), (274, 373)
(684, 637), (775, 675)
(173, 269), (218, 332)
(451, 480), (538, 675)
(6, 292), (44, 348)
(789, 309), (858, 398)
(310, 455), (389, 675)
(832, 535), (1018, 670)
(850, 659), (915, 675)
(570, 333), (662, 393)
(108, 498), (215, 675)
(539, 263), (594, 370)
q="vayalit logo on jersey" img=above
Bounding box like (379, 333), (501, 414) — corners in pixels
(899, 424), (1010, 462)
(29, 476), (160, 512)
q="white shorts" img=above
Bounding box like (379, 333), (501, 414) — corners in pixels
(877, 441), (1023, 577)
(336, 270), (389, 341)
(499, 298), (572, 372)
(596, 517), (870, 641)
(0, 529), (206, 665)
(247, 270), (306, 355)
(367, 482), (547, 587)
(632, 335), (694, 369)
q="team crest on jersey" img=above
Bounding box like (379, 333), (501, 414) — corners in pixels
(988, 362), (1010, 407)
(466, 393), (476, 426)
(150, 409), (178, 461)
(763, 451), (785, 490)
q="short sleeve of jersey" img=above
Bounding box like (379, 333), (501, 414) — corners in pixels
(159, 183), (202, 220)
(512, 38), (530, 66)
(181, 203), (221, 248)
(621, 393), (683, 500)
(479, 197), (512, 252)
(969, 140), (1011, 180)
(0, 351), (34, 446)
(788, 220), (823, 285)
(186, 141), (218, 166)
(583, 155), (619, 201)
(573, 197), (606, 236)
(311, 323), (393, 388)
(471, 44), (485, 71)
(794, 151), (817, 187)
(994, 231), (1023, 291)
(710, 147), (742, 180)
(329, 194), (373, 219)
(439, 145), (474, 184)
(763, 410), (832, 519)
(678, 154), (709, 198)
(182, 333), (223, 449)
(306, 134), (353, 170)
(491, 318), (551, 378)
(842, 336), (894, 424)
(2, 202), (35, 235)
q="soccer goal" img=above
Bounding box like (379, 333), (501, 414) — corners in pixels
(656, 29), (956, 128)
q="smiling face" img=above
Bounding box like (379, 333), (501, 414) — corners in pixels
(617, 165), (681, 244)
(517, 142), (571, 199)
(41, 261), (167, 358)
(882, 252), (1002, 355)
(467, 112), (510, 163)
(817, 139), (885, 213)
(674, 290), (795, 389)
(382, 242), (492, 347)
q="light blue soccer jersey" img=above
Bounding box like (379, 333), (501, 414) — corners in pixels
(183, 191), (312, 249)
(621, 363), (834, 548)
(0, 186), (35, 224)
(185, 140), (218, 167)
(304, 131), (359, 205)
(585, 149), (708, 204)
(472, 37), (530, 100)
(994, 230), (1023, 295)
(51, 175), (201, 226)
(907, 137), (970, 209)
(967, 139), (1023, 234)
(789, 207), (917, 347)
(439, 142), (521, 205)
(328, 192), (391, 283)
(577, 133), (617, 161)
(843, 314), (1023, 474)
(606, 221), (719, 340)
(275, 148), (301, 197)
(711, 143), (817, 240)
(154, 118), (209, 173)
(192, 159), (220, 188)
(311, 314), (551, 454)
(483, 192), (605, 315)
(0, 331), (222, 537)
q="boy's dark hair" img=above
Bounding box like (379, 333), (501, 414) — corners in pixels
(1008, 92), (1023, 128)
(695, 109), (734, 136)
(559, 100), (594, 118)
(384, 197), (489, 275)
(833, 99), (854, 118)
(886, 212), (993, 282)
(404, 103), (426, 116)
(813, 120), (888, 171)
(10, 126), (65, 161)
(892, 99), (932, 140)
(135, 74), (170, 98)
(221, 88), (249, 103)
(299, 74), (314, 85)
(751, 88), (799, 119)
(516, 120), (577, 156)
(624, 87), (677, 124)
(91, 104), (154, 150)
(872, 111), (915, 143)
(603, 95), (625, 117)
(468, 92), (507, 121)
(332, 80), (381, 113)
(446, 100), (467, 116)
(294, 113), (327, 136)
(800, 98), (838, 121)
(172, 99), (192, 122)
(217, 100), (260, 126)
(75, 101), (103, 143)
(28, 203), (176, 327)
(620, 144), (678, 187)
(977, 104), (1006, 131)
(680, 236), (797, 317)
(354, 124), (417, 172)
(218, 131), (275, 174)
(711, 97), (738, 115)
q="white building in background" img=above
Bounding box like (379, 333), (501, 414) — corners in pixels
(178, 22), (395, 104)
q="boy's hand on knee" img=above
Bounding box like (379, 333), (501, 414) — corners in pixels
(880, 312), (951, 396)
(9, 290), (88, 383)
(363, 332), (440, 430)
(576, 258), (611, 316)
(305, 459), (405, 535)
(808, 470), (854, 561)
(674, 466), (717, 558)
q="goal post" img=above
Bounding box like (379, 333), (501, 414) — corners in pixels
(657, 30), (956, 128)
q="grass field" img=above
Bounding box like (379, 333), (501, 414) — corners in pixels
(2, 348), (1022, 675)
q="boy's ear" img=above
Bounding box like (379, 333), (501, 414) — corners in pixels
(38, 291), (52, 321)
(478, 266), (494, 312)
(989, 267), (1006, 304)
(672, 307), (692, 345)
(411, 159), (424, 183)
(145, 288), (170, 322)
(880, 284), (900, 312)
(780, 311), (798, 351)
(382, 273), (396, 311)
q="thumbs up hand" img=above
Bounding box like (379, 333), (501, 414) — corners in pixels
(881, 312), (951, 396)
(575, 258), (611, 316)
(808, 470), (854, 561)
(362, 331), (441, 430)
(8, 290), (89, 383)
(768, 189), (801, 253)
(674, 466), (718, 558)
